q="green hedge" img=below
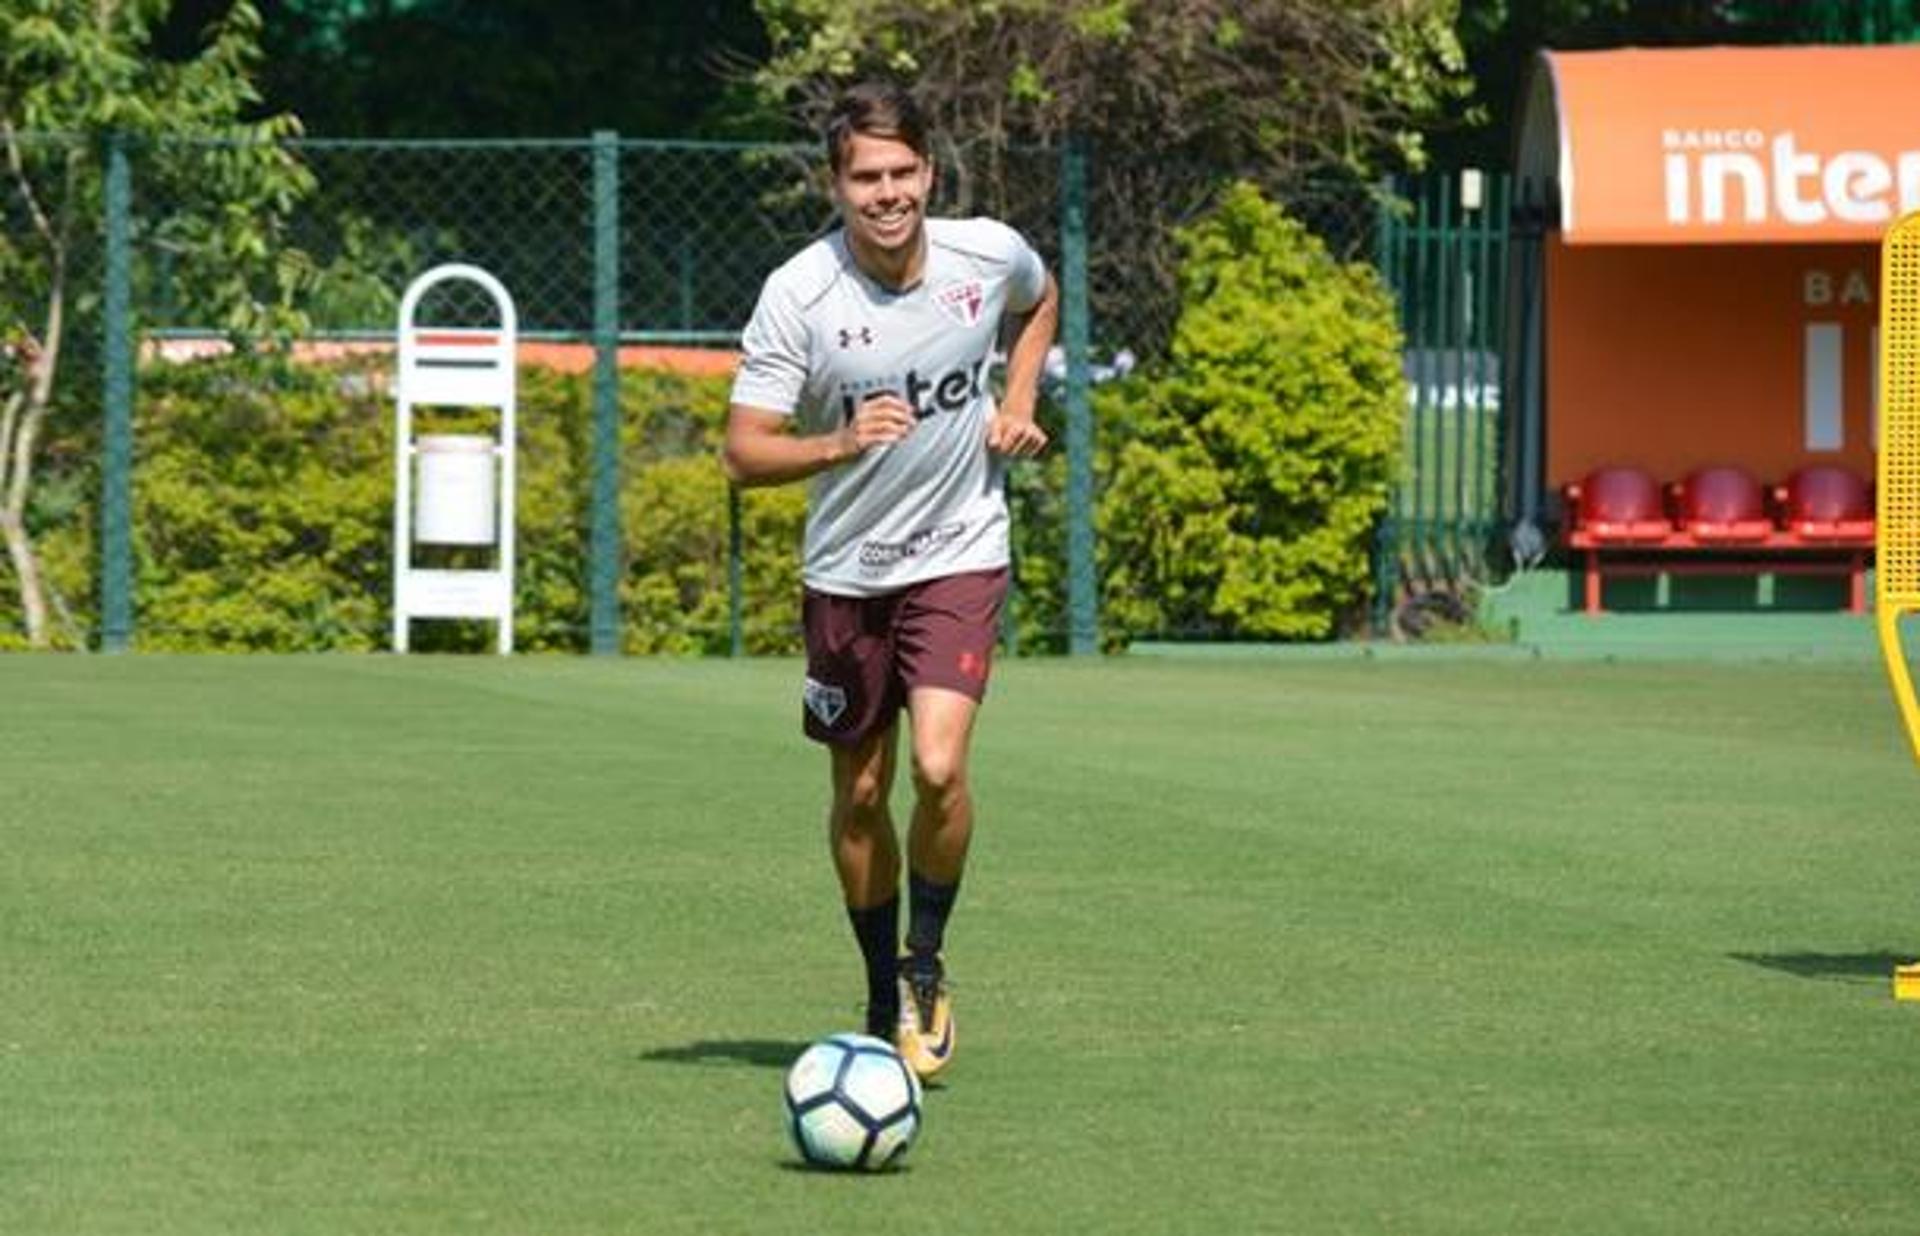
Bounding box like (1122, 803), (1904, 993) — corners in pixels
(3, 356), (806, 653)
(1093, 184), (1406, 641)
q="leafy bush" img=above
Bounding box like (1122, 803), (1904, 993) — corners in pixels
(619, 373), (804, 655)
(1096, 183), (1405, 641)
(5, 356), (807, 653)
(1003, 448), (1071, 653)
(3, 185), (1406, 653)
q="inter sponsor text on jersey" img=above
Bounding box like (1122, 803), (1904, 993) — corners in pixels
(730, 218), (1048, 597)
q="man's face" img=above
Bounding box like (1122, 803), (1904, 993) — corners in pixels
(832, 131), (933, 263)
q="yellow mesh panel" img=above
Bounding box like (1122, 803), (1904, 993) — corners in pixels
(1884, 213), (1920, 607)
(1879, 212), (1920, 766)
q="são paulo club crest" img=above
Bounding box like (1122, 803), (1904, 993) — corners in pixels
(804, 676), (847, 727)
(933, 280), (986, 327)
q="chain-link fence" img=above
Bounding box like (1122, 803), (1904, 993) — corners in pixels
(0, 132), (1387, 653)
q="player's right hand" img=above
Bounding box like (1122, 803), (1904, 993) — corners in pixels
(844, 392), (917, 454)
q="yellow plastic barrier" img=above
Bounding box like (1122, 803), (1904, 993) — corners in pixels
(1880, 212), (1920, 1001)
(1880, 211), (1920, 767)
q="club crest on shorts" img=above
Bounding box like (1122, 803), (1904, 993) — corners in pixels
(934, 280), (985, 327)
(804, 676), (848, 727)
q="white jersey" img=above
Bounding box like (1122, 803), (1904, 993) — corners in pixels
(731, 217), (1049, 596)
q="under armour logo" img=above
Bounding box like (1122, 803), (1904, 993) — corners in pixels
(837, 326), (875, 349)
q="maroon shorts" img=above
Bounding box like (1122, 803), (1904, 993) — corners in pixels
(800, 567), (1009, 746)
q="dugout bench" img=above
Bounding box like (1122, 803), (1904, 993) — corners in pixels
(1562, 464), (1873, 615)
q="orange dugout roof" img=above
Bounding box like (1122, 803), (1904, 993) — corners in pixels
(1517, 45), (1920, 244)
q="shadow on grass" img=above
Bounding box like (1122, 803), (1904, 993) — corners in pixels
(776, 1161), (916, 1178)
(1730, 951), (1915, 984)
(640, 1039), (808, 1069)
(639, 1038), (950, 1093)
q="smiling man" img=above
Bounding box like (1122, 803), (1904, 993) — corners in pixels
(722, 81), (1059, 1079)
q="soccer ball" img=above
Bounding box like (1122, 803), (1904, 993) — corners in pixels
(783, 1033), (923, 1171)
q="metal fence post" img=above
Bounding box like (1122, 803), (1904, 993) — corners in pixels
(100, 133), (134, 653)
(589, 131), (622, 655)
(1370, 179), (1401, 634)
(1509, 177), (1549, 553)
(1060, 136), (1097, 656)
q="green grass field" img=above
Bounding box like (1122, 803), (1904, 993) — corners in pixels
(5, 653), (1919, 1234)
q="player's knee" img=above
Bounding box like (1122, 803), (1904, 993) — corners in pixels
(834, 767), (890, 824)
(910, 747), (968, 800)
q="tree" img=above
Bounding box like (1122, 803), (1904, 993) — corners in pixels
(752, 0), (1470, 352)
(159, 0), (778, 138)
(755, 0), (1467, 176)
(1098, 184), (1404, 640)
(1, 0), (313, 647)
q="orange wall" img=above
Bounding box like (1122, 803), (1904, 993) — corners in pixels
(1546, 238), (1879, 489)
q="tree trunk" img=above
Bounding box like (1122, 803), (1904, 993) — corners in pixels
(0, 506), (48, 646)
(1, 379), (53, 647)
(1, 269), (66, 649)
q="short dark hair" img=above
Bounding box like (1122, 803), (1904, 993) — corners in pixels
(824, 81), (930, 174)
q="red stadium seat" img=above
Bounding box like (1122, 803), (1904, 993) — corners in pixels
(1563, 464), (1869, 617)
(1671, 466), (1772, 542)
(1774, 465), (1874, 542)
(1564, 466), (1671, 541)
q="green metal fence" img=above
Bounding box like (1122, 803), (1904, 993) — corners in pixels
(1372, 170), (1516, 629)
(1, 132), (1388, 653)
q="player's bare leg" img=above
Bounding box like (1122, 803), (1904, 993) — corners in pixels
(830, 723), (901, 905)
(896, 686), (978, 1076)
(830, 723), (903, 1036)
(906, 686), (977, 881)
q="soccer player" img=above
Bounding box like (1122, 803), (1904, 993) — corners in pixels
(722, 80), (1059, 1079)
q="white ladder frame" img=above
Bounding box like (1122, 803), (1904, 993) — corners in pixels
(392, 264), (518, 654)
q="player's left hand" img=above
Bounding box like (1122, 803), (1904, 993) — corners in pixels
(986, 414), (1048, 458)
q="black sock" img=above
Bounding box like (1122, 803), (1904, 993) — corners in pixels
(905, 871), (960, 971)
(846, 898), (900, 1033)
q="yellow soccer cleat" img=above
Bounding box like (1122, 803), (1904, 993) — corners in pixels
(894, 956), (956, 1079)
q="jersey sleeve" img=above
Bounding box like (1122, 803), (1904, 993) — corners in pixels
(1003, 226), (1048, 314)
(730, 276), (810, 415)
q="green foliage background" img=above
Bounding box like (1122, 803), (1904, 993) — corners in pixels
(1094, 184), (1405, 641)
(1, 358), (806, 653)
(2, 186), (1405, 653)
